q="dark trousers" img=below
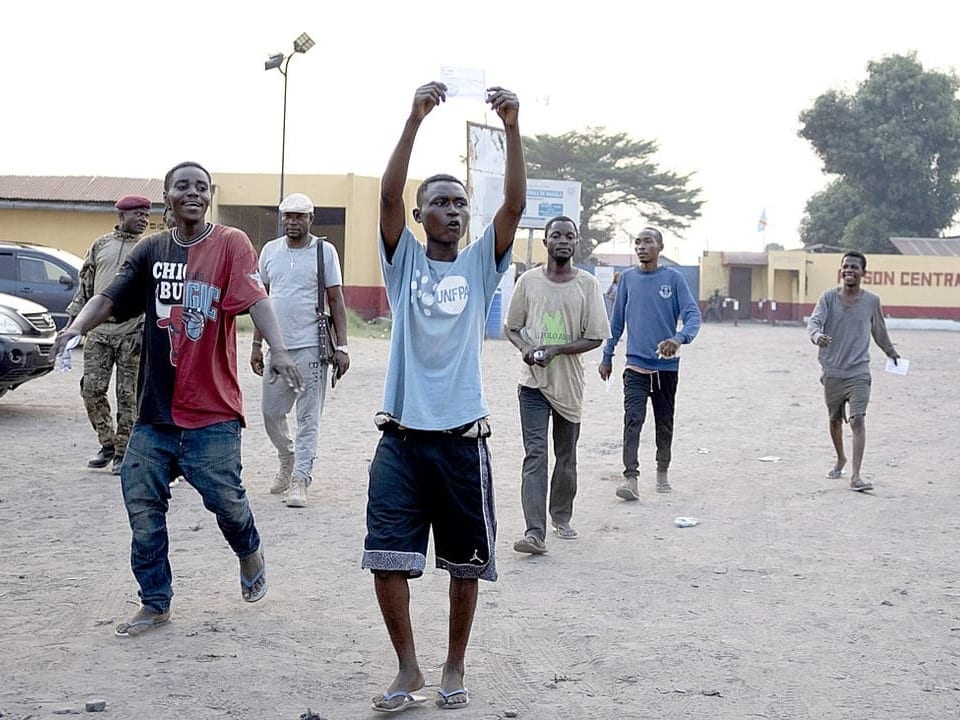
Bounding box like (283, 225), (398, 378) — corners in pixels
(622, 369), (679, 478)
(518, 386), (581, 541)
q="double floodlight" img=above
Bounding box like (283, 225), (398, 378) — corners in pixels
(293, 32), (315, 54)
(264, 32), (314, 72)
(264, 53), (284, 71)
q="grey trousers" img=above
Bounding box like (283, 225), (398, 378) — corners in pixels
(262, 346), (328, 484)
(518, 385), (581, 541)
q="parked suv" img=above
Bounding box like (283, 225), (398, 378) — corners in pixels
(0, 292), (57, 399)
(0, 243), (83, 330)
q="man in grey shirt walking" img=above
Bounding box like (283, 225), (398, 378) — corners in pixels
(807, 251), (899, 492)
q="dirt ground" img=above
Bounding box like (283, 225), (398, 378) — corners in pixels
(1, 322), (958, 720)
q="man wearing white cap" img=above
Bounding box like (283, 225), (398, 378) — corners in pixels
(251, 193), (349, 508)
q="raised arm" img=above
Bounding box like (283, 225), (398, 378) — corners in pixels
(380, 82), (448, 257)
(488, 87), (527, 262)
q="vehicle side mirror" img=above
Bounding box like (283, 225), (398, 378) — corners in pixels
(59, 274), (75, 287)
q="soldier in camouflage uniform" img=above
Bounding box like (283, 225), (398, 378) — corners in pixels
(66, 195), (153, 475)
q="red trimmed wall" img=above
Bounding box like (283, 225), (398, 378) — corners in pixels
(344, 286), (389, 321)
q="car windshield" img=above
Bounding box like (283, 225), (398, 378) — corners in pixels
(34, 246), (83, 271)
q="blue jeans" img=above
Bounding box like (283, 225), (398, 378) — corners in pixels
(121, 420), (260, 613)
(622, 370), (678, 478)
(518, 386), (580, 541)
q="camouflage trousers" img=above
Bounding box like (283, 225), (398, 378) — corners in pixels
(80, 332), (140, 456)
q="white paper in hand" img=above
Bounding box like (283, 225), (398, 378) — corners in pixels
(885, 357), (909, 375)
(438, 66), (486, 99)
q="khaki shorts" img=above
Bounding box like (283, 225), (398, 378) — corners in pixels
(821, 374), (871, 422)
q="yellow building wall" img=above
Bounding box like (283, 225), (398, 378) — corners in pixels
(701, 249), (960, 320)
(800, 253), (960, 313)
(698, 253), (727, 300)
(1, 207), (166, 259)
(212, 172), (409, 289)
(3, 171), (533, 318)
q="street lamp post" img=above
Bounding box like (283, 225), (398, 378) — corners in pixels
(265, 32), (315, 233)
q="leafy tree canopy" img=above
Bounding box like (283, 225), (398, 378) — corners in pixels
(798, 53), (960, 253)
(799, 179), (862, 249)
(522, 128), (703, 261)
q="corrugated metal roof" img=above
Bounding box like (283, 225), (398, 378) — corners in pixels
(890, 236), (960, 257)
(0, 176), (164, 204)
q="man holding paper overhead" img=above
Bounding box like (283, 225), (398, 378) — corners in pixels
(363, 80), (525, 712)
(807, 251), (900, 492)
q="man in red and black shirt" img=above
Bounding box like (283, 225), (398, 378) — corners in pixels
(55, 161), (302, 637)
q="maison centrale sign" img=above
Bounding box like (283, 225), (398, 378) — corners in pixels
(841, 269), (960, 287)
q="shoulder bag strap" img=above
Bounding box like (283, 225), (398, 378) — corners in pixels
(316, 236), (328, 314)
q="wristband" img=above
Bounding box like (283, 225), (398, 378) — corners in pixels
(335, 345), (349, 354)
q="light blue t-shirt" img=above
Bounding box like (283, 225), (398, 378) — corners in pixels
(379, 224), (510, 430)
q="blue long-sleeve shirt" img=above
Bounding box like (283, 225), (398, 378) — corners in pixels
(602, 265), (701, 371)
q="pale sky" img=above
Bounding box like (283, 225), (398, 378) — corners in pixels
(2, 0), (958, 263)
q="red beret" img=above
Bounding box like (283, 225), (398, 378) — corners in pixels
(115, 195), (152, 211)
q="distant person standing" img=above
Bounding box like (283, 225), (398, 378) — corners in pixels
(603, 271), (621, 319)
(807, 251), (899, 492)
(505, 216), (610, 554)
(250, 193), (349, 508)
(599, 227), (701, 499)
(66, 195), (152, 475)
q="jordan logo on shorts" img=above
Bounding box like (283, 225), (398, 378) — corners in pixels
(469, 548), (483, 564)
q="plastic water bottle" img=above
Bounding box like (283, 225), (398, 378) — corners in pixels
(56, 335), (81, 372)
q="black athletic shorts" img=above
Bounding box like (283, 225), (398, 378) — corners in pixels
(362, 427), (498, 581)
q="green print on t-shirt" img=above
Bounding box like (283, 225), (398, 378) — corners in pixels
(540, 311), (568, 345)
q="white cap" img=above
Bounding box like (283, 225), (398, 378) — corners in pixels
(279, 193), (314, 214)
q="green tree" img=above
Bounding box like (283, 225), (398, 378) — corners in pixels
(798, 179), (861, 249)
(798, 53), (960, 253)
(522, 128), (703, 262)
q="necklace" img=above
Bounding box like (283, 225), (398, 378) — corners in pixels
(285, 239), (312, 268)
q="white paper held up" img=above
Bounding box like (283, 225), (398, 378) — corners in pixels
(438, 66), (486, 99)
(885, 357), (909, 376)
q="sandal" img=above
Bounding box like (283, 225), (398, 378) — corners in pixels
(240, 547), (268, 602)
(849, 478), (873, 492)
(115, 607), (170, 637)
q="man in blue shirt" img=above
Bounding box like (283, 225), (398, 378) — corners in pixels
(599, 227), (701, 499)
(362, 81), (526, 713)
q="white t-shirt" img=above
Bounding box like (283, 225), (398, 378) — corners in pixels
(259, 235), (343, 350)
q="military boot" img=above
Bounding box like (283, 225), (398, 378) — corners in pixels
(88, 445), (115, 469)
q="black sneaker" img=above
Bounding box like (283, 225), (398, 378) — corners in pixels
(88, 445), (115, 469)
(111, 454), (124, 476)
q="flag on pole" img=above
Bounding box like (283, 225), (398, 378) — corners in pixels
(757, 208), (768, 233)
